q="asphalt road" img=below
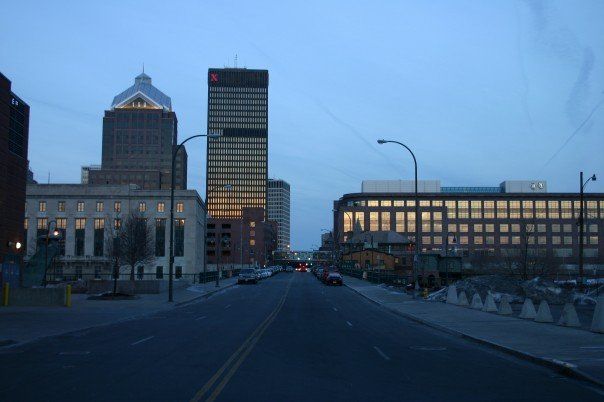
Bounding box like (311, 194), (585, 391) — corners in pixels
(0, 272), (602, 401)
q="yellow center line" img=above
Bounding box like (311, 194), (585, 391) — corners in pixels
(189, 276), (294, 402)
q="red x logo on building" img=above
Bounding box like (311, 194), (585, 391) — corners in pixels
(210, 73), (219, 82)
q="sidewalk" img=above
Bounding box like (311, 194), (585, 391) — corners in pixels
(0, 278), (237, 348)
(343, 275), (604, 387)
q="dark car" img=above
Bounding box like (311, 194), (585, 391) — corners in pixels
(326, 272), (343, 286)
(237, 268), (258, 284)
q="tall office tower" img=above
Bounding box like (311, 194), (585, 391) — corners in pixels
(0, 72), (29, 262)
(206, 68), (268, 218)
(89, 72), (187, 190)
(267, 179), (291, 250)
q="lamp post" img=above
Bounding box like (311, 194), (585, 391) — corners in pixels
(444, 232), (457, 286)
(203, 184), (233, 287)
(377, 139), (420, 289)
(578, 171), (597, 288)
(43, 220), (59, 287)
(168, 132), (221, 302)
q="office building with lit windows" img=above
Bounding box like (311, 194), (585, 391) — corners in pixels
(89, 72), (187, 190)
(267, 178), (290, 250)
(24, 184), (205, 280)
(333, 180), (604, 270)
(0, 72), (30, 265)
(206, 68), (268, 219)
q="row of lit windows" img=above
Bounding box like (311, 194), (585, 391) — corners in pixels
(420, 235), (598, 246)
(209, 123), (267, 129)
(35, 200), (184, 213)
(210, 86), (267, 92)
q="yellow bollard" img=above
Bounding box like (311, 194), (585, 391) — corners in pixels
(422, 288), (429, 299)
(2, 283), (9, 306)
(65, 284), (72, 307)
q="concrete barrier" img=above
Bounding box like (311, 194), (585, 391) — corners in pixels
(482, 292), (498, 313)
(519, 298), (537, 319)
(457, 291), (469, 307)
(7, 287), (66, 307)
(557, 303), (581, 327)
(535, 300), (554, 323)
(498, 295), (513, 315)
(590, 295), (604, 333)
(446, 285), (458, 305)
(470, 293), (483, 310)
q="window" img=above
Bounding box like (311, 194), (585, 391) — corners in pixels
(561, 201), (572, 219)
(155, 219), (166, 257)
(75, 218), (86, 256)
(174, 219), (185, 256)
(380, 212), (390, 231)
(420, 200), (430, 207)
(511, 224), (520, 233)
(486, 236), (494, 245)
(459, 236), (468, 245)
(512, 236), (520, 245)
(406, 212), (415, 232)
(471, 201), (482, 219)
(459, 224), (468, 233)
(458, 201), (469, 219)
(58, 201), (65, 212)
(474, 236), (483, 245)
(448, 224), (457, 232)
(157, 202), (165, 212)
(39, 201), (46, 212)
(552, 236), (561, 245)
(381, 200), (392, 207)
(537, 224), (546, 233)
(156, 266), (164, 279)
(395, 212), (404, 232)
(250, 221), (256, 228)
(589, 224), (598, 233)
(96, 201), (104, 212)
(535, 201), (546, 219)
(354, 212), (365, 231)
(114, 218), (121, 230)
(393, 200), (404, 207)
(485, 224), (494, 233)
(564, 236), (573, 245)
(484, 201), (494, 219)
(368, 200), (379, 207)
(509, 201), (520, 219)
(445, 201), (456, 219)
(522, 201), (533, 219)
(175, 266), (183, 279)
(77, 201), (85, 212)
(139, 201), (146, 212)
(422, 236), (431, 245)
(563, 224), (572, 233)
(500, 236), (509, 245)
(497, 201), (508, 218)
(250, 239), (256, 246)
(370, 212), (379, 231)
(473, 224), (483, 233)
(548, 201), (559, 219)
(552, 224), (560, 232)
(93, 218), (104, 256)
(176, 202), (184, 213)
(590, 236), (598, 245)
(114, 201), (121, 212)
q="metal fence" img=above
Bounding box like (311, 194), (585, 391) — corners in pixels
(44, 269), (241, 285)
(339, 267), (408, 287)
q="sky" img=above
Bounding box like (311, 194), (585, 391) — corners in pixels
(1, 0), (603, 249)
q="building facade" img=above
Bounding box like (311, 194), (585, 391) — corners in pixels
(0, 72), (29, 264)
(89, 72), (187, 190)
(206, 68), (269, 219)
(206, 207), (277, 268)
(334, 180), (604, 271)
(25, 184), (205, 279)
(267, 178), (290, 250)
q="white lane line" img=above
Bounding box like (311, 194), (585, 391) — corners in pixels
(346, 321), (353, 327)
(195, 316), (207, 321)
(333, 307), (338, 312)
(224, 304), (231, 309)
(58, 351), (90, 355)
(131, 336), (155, 346)
(373, 346), (391, 361)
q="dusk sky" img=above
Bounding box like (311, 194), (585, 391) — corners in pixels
(2, 0), (603, 249)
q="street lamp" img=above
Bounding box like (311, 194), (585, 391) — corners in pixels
(203, 184), (233, 288)
(578, 171), (597, 288)
(168, 132), (221, 302)
(377, 139), (420, 289)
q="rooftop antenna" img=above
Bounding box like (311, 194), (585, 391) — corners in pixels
(234, 54), (238, 68)
(142, 62), (145, 73)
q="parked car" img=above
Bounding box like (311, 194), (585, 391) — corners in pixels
(237, 268), (258, 284)
(285, 266), (294, 273)
(326, 272), (343, 286)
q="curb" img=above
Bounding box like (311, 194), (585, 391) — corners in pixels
(344, 281), (604, 390)
(175, 282), (237, 307)
(0, 283), (237, 351)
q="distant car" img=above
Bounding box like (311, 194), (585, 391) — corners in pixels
(326, 272), (343, 286)
(316, 268), (324, 279)
(285, 266), (294, 272)
(237, 268), (258, 284)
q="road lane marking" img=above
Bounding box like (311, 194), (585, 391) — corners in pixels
(373, 346), (391, 361)
(58, 351), (90, 355)
(195, 316), (207, 321)
(131, 336), (154, 346)
(409, 346), (447, 351)
(346, 321), (353, 327)
(190, 276), (294, 402)
(333, 307), (338, 312)
(224, 304), (231, 309)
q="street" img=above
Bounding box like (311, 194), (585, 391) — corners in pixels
(1, 272), (602, 402)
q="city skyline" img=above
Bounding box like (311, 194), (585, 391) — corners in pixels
(1, 0), (603, 249)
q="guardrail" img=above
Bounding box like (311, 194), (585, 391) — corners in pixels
(339, 267), (408, 286)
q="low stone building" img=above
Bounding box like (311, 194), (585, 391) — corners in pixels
(24, 183), (205, 280)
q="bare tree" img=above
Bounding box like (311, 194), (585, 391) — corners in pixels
(105, 218), (124, 295)
(120, 212), (155, 281)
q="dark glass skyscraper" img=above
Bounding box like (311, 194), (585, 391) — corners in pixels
(206, 68), (268, 218)
(90, 72), (187, 190)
